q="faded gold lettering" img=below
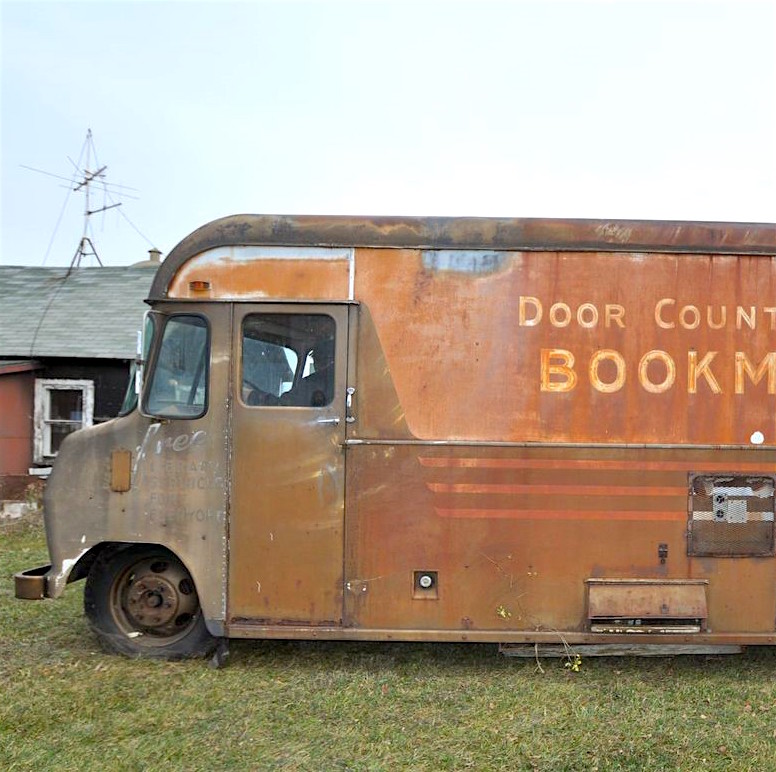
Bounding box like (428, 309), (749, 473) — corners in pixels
(519, 296), (542, 326)
(706, 306), (727, 330)
(688, 351), (721, 394)
(540, 349), (577, 392)
(737, 306), (756, 330)
(577, 303), (599, 329)
(679, 305), (700, 330)
(735, 352), (776, 394)
(655, 299), (675, 329)
(549, 303), (572, 327)
(638, 350), (676, 393)
(605, 304), (625, 328)
(589, 349), (626, 393)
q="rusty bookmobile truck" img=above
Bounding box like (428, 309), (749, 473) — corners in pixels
(15, 214), (776, 659)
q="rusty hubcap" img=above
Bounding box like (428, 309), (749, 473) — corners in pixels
(114, 556), (200, 640)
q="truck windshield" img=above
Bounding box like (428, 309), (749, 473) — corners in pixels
(143, 314), (209, 419)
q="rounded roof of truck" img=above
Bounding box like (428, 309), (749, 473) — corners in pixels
(149, 214), (776, 300)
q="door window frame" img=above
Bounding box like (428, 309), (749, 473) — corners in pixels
(240, 312), (338, 409)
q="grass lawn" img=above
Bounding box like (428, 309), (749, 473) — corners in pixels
(3, 516), (776, 771)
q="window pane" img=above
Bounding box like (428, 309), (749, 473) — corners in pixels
(120, 314), (155, 415)
(49, 422), (82, 454)
(242, 337), (298, 400)
(242, 314), (335, 407)
(49, 390), (83, 421)
(34, 378), (93, 461)
(145, 315), (209, 418)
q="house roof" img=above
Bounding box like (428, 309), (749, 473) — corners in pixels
(0, 266), (156, 360)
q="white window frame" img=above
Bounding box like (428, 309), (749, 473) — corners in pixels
(33, 379), (94, 463)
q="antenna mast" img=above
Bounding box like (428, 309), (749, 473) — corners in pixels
(69, 129), (122, 269)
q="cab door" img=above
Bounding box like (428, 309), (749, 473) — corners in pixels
(227, 304), (350, 626)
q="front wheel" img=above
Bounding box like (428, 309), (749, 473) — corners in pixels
(84, 545), (216, 659)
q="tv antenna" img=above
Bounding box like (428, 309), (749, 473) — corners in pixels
(22, 128), (141, 269)
(69, 129), (121, 268)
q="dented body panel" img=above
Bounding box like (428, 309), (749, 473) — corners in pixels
(18, 214), (776, 651)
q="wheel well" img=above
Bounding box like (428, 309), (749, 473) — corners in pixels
(68, 542), (180, 584)
(81, 542), (217, 659)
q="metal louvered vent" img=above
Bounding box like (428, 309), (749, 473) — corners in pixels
(688, 475), (775, 557)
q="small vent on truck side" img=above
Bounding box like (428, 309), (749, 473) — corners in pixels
(590, 618), (703, 634)
(586, 579), (708, 634)
(688, 475), (775, 557)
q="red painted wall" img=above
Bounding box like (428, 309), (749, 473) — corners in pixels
(0, 368), (36, 476)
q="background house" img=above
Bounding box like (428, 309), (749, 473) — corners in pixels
(0, 252), (160, 499)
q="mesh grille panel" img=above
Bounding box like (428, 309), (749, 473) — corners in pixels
(688, 475), (775, 557)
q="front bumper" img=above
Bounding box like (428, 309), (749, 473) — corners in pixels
(14, 565), (52, 599)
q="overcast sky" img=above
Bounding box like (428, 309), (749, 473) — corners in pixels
(1, 0), (774, 267)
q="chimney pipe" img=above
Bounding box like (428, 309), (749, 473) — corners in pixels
(148, 248), (162, 263)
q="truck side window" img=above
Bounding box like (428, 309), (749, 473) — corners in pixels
(144, 315), (209, 418)
(242, 314), (336, 407)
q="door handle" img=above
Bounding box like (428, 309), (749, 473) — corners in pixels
(316, 417), (341, 425)
(346, 387), (356, 423)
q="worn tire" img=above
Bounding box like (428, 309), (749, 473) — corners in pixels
(84, 545), (216, 659)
